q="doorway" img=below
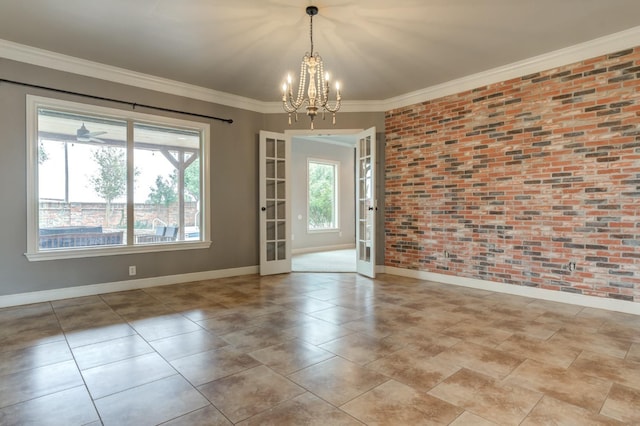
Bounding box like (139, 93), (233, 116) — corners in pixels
(259, 128), (376, 277)
(290, 133), (357, 272)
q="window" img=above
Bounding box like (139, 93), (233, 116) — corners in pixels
(307, 159), (339, 231)
(26, 96), (210, 260)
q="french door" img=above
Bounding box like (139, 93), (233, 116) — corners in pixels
(355, 127), (376, 278)
(259, 131), (291, 275)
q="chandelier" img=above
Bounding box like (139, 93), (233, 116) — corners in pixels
(282, 5), (341, 129)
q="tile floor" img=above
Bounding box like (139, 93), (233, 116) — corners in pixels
(0, 273), (639, 425)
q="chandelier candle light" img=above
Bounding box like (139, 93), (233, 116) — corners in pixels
(282, 5), (341, 129)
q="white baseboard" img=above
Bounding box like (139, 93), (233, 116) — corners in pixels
(383, 266), (640, 316)
(0, 265), (259, 308)
(292, 244), (356, 255)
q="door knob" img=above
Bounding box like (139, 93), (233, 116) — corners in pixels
(261, 207), (266, 211)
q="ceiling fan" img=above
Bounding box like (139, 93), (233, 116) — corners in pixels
(76, 123), (107, 143)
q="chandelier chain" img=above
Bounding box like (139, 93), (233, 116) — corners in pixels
(309, 13), (314, 56)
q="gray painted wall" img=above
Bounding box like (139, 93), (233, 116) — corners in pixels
(291, 138), (355, 251)
(0, 58), (385, 297)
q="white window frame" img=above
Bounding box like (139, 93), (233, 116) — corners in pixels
(306, 158), (340, 233)
(25, 95), (211, 261)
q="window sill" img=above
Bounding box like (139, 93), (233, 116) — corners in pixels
(307, 228), (340, 234)
(25, 240), (212, 262)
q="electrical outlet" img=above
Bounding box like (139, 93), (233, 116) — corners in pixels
(568, 262), (576, 272)
(129, 265), (136, 276)
(444, 250), (449, 258)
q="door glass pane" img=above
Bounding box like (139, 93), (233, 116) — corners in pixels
(277, 221), (285, 240)
(277, 140), (285, 159)
(277, 241), (286, 259)
(267, 242), (276, 261)
(266, 160), (275, 179)
(276, 181), (285, 199)
(266, 201), (275, 220)
(266, 138), (275, 158)
(267, 221), (275, 241)
(277, 160), (285, 179)
(266, 180), (275, 199)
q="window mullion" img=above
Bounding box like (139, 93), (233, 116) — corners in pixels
(126, 120), (135, 245)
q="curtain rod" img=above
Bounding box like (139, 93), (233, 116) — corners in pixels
(0, 78), (234, 124)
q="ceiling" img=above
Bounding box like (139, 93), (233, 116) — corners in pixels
(1, 0), (640, 103)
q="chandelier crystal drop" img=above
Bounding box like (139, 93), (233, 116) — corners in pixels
(281, 5), (341, 129)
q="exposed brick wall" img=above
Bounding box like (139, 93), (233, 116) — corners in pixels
(385, 47), (640, 303)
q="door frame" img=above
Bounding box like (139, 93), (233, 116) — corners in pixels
(286, 128), (377, 276)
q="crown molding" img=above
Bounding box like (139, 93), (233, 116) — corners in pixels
(2, 25), (640, 114)
(383, 25), (640, 111)
(0, 39), (268, 113)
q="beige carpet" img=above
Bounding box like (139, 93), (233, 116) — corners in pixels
(292, 248), (356, 272)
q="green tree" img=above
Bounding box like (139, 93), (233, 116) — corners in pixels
(147, 171), (178, 207)
(308, 162), (335, 229)
(38, 143), (49, 164)
(184, 161), (200, 201)
(89, 146), (127, 226)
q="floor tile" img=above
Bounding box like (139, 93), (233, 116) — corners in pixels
(221, 325), (294, 352)
(392, 327), (460, 356)
(50, 295), (103, 309)
(0, 385), (99, 426)
(628, 342), (640, 362)
(0, 360), (83, 408)
(284, 318), (354, 345)
(288, 357), (388, 406)
(0, 340), (72, 376)
(94, 374), (209, 426)
(129, 313), (202, 341)
(366, 347), (460, 391)
(309, 306), (365, 325)
(72, 334), (153, 370)
(570, 350), (640, 391)
(342, 379), (463, 425)
(161, 404), (232, 426)
(490, 317), (560, 340)
(82, 352), (176, 399)
(497, 333), (582, 368)
(278, 296), (337, 313)
(170, 346), (260, 386)
(449, 411), (497, 425)
(442, 319), (513, 347)
(597, 321), (640, 344)
(319, 332), (406, 365)
(149, 328), (228, 361)
(64, 323), (136, 348)
(251, 309), (318, 329)
(504, 359), (612, 411)
(198, 365), (306, 423)
(237, 392), (361, 426)
(196, 312), (256, 335)
(548, 327), (631, 359)
(429, 368), (542, 425)
(600, 383), (640, 424)
(249, 339), (334, 375)
(432, 341), (525, 379)
(54, 301), (122, 331)
(522, 395), (623, 425)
